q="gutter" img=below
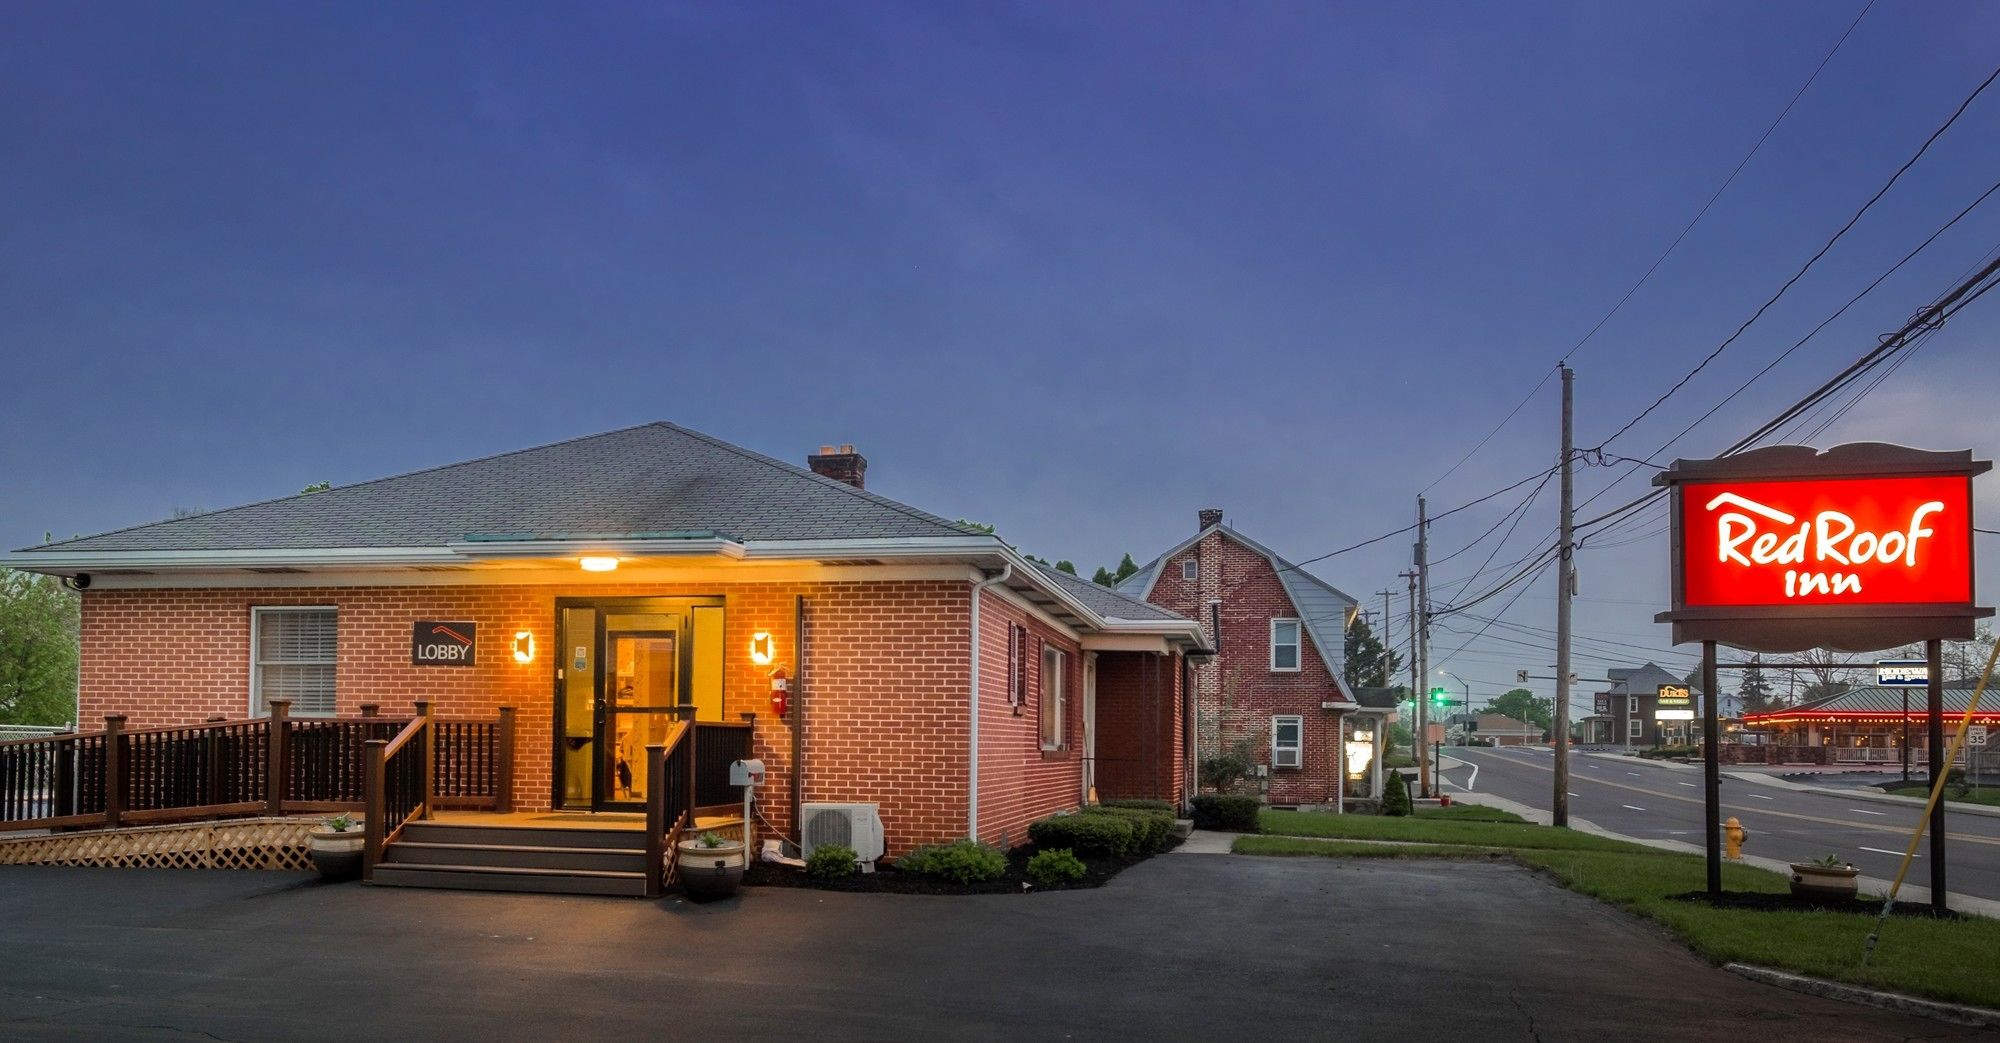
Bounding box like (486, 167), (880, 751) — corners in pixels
(968, 563), (1013, 841)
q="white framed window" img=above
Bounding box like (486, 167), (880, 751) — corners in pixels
(1180, 559), (1198, 582)
(251, 607), (337, 717)
(1272, 715), (1303, 768)
(1270, 618), (1302, 672)
(1040, 644), (1067, 750)
(1006, 624), (1028, 711)
(1628, 717), (1644, 741)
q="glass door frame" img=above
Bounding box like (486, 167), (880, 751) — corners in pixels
(551, 596), (725, 813)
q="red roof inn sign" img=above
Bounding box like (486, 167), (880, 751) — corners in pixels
(1656, 443), (1991, 653)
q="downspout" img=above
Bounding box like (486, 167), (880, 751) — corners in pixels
(968, 564), (1013, 841)
(791, 595), (806, 850)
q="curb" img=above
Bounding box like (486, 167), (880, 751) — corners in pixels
(1724, 963), (2000, 1029)
(1585, 751), (2000, 820)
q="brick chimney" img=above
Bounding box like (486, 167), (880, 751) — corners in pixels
(808, 443), (868, 490)
(1198, 507), (1223, 531)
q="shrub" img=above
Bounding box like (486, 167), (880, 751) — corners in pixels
(1082, 805), (1173, 853)
(1199, 752), (1252, 794)
(1026, 848), (1088, 886)
(1382, 769), (1412, 817)
(1028, 812), (1136, 857)
(1190, 793), (1261, 832)
(806, 844), (858, 881)
(1099, 798), (1175, 814)
(896, 840), (1008, 884)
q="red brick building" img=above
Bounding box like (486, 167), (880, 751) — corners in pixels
(1120, 510), (1382, 808)
(11, 423), (1206, 857)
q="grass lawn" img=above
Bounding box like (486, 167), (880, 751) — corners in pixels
(1238, 809), (2000, 1010)
(1413, 802), (1525, 823)
(1884, 784), (2000, 808)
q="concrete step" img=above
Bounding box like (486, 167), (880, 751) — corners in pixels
(387, 840), (646, 873)
(370, 861), (650, 897)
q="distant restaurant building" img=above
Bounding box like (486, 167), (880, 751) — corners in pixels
(1739, 683), (1992, 766)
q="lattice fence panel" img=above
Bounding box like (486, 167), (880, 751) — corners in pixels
(0, 817), (314, 871)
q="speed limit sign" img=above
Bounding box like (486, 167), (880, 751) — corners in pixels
(1970, 725), (1989, 748)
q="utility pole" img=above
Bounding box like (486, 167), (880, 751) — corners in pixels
(1378, 589), (1395, 684)
(1553, 364), (1575, 829)
(1401, 570), (1419, 790)
(1416, 496), (1433, 798)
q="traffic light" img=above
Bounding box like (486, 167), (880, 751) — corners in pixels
(1429, 686), (1450, 707)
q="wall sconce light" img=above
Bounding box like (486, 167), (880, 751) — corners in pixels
(749, 632), (775, 666)
(511, 631), (536, 664)
(579, 556), (619, 572)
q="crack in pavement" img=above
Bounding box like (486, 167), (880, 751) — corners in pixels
(1508, 988), (1545, 1043)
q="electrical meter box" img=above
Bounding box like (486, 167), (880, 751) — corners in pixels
(729, 759), (766, 787)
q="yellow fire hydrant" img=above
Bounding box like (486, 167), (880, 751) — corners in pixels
(1724, 816), (1748, 860)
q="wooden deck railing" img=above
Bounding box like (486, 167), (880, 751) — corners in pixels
(0, 700), (515, 835)
(644, 721), (696, 899)
(362, 710), (433, 881)
(693, 721), (754, 809)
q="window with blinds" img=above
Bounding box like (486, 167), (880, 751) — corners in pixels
(252, 608), (337, 716)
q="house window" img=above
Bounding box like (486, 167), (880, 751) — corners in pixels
(1181, 559), (1198, 582)
(251, 607), (337, 717)
(1628, 717), (1644, 741)
(1270, 618), (1302, 672)
(1007, 624), (1028, 711)
(1040, 645), (1067, 749)
(1272, 715), (1303, 768)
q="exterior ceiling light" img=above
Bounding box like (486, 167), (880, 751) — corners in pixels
(580, 556), (619, 572)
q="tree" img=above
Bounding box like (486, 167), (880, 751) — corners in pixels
(1488, 688), (1552, 731)
(1054, 560), (1077, 575)
(1786, 647), (1854, 700)
(1381, 767), (1412, 816)
(954, 519), (996, 534)
(300, 481), (331, 494)
(1091, 553), (1141, 588)
(1739, 658), (1775, 713)
(0, 569), (79, 726)
(1342, 615), (1401, 690)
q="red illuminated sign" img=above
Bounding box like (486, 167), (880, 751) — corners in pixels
(1678, 475), (1973, 608)
(1655, 443), (1990, 653)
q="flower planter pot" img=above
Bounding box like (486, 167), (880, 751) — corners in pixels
(1789, 861), (1859, 901)
(677, 838), (747, 899)
(309, 826), (366, 881)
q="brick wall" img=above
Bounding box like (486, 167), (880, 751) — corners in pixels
(972, 589), (1085, 848)
(1144, 530), (1348, 806)
(78, 579), (975, 855)
(1094, 650), (1184, 804)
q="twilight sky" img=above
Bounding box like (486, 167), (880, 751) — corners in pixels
(5, 2), (1999, 711)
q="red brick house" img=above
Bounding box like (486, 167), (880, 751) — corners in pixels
(8, 423), (1206, 870)
(1120, 510), (1380, 809)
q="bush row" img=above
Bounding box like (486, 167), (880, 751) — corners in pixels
(896, 839), (1008, 883)
(1027, 804), (1178, 858)
(1190, 793), (1260, 831)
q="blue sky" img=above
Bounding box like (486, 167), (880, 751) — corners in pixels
(5, 2), (1999, 706)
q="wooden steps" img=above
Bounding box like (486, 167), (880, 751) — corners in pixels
(371, 820), (651, 897)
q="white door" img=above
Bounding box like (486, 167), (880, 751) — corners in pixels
(1082, 653), (1098, 803)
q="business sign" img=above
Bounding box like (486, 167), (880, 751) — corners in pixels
(1654, 684), (1693, 721)
(1656, 444), (1991, 652)
(1877, 660), (1929, 687)
(411, 620), (478, 667)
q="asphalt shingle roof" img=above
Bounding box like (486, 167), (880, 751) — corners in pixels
(1763, 684), (1983, 716)
(1029, 561), (1189, 623)
(21, 422), (983, 553)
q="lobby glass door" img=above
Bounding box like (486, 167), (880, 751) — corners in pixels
(555, 597), (726, 812)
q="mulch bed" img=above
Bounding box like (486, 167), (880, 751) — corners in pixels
(1669, 890), (1962, 920)
(743, 838), (1180, 895)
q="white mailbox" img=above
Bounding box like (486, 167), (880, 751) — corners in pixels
(729, 758), (766, 787)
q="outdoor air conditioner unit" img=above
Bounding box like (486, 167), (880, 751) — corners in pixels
(801, 802), (885, 861)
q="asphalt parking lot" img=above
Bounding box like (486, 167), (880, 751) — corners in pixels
(0, 851), (1983, 1041)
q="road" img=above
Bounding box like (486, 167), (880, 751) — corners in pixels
(1443, 745), (2000, 903)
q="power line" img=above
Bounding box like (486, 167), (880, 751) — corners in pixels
(1278, 463), (1559, 573)
(1589, 60), (2000, 452)
(1416, 1), (1873, 498)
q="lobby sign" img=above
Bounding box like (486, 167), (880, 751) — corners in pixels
(1655, 443), (1991, 653)
(412, 620), (478, 667)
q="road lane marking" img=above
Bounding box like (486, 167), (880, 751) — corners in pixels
(1469, 751), (2000, 846)
(1749, 794), (1773, 800)
(1849, 809), (1885, 816)
(1627, 772), (1642, 777)
(1859, 846), (1916, 858)
(1678, 782), (1697, 788)
(1623, 805), (1647, 812)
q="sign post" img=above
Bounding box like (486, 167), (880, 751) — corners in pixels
(1880, 660), (1928, 784)
(1655, 443), (1991, 905)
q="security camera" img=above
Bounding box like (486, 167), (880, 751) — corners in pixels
(67, 573), (92, 590)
